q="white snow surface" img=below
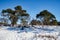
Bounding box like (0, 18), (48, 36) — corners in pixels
(0, 26), (60, 40)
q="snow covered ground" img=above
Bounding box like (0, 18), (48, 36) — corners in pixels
(0, 26), (60, 40)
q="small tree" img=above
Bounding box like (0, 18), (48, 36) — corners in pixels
(2, 6), (29, 26)
(57, 22), (60, 25)
(0, 18), (8, 25)
(36, 10), (57, 25)
(30, 19), (41, 25)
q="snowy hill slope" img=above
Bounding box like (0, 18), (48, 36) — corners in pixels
(0, 26), (60, 40)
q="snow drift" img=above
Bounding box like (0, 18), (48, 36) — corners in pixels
(0, 26), (60, 40)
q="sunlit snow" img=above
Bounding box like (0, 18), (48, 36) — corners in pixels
(0, 26), (60, 40)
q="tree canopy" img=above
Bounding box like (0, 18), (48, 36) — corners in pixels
(2, 6), (29, 26)
(36, 10), (57, 25)
(30, 19), (41, 25)
(1, 6), (59, 26)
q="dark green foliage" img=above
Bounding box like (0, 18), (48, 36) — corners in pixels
(2, 5), (29, 26)
(36, 10), (57, 25)
(57, 22), (60, 25)
(50, 20), (58, 25)
(15, 6), (22, 10)
(1, 6), (58, 26)
(30, 19), (41, 25)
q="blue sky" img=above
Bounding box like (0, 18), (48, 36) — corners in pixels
(0, 0), (60, 21)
